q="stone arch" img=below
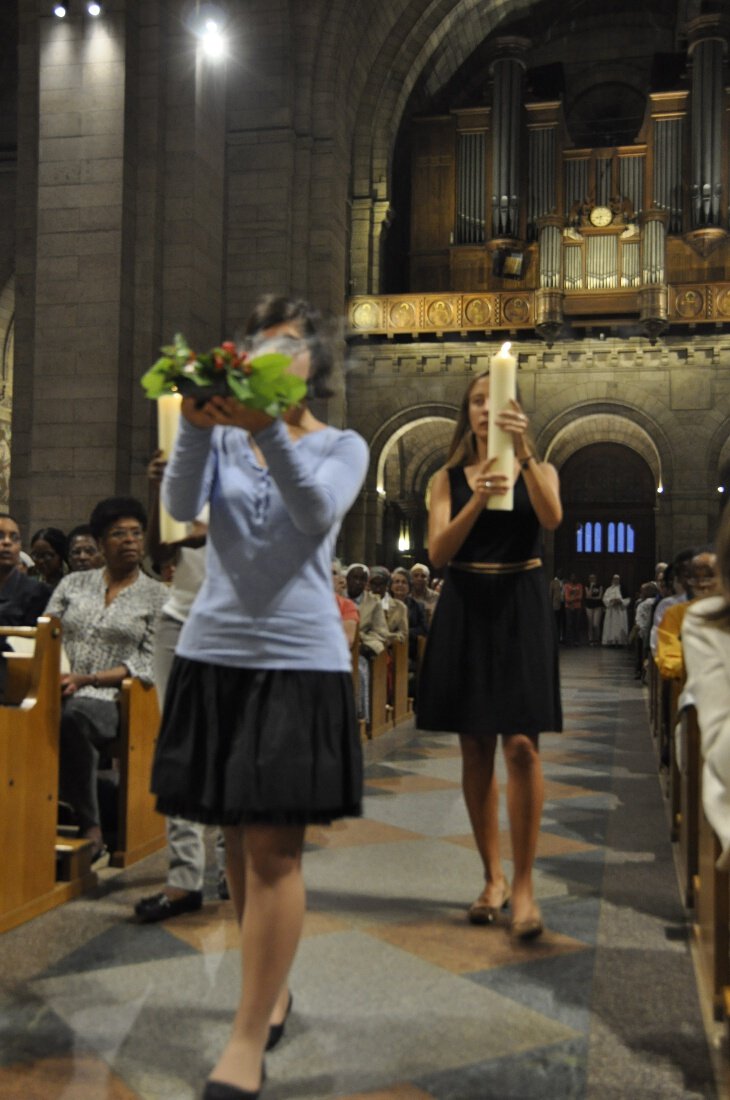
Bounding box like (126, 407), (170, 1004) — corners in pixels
(542, 410), (665, 489)
(347, 0), (533, 290)
(368, 402), (459, 493)
(352, 0), (534, 195)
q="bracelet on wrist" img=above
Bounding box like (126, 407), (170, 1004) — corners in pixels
(520, 454), (536, 470)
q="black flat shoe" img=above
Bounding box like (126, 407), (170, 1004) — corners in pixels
(265, 991), (293, 1051)
(202, 1064), (265, 1100)
(134, 889), (203, 923)
(202, 1082), (259, 1100)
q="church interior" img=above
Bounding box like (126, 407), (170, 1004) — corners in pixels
(1, 0), (730, 1097)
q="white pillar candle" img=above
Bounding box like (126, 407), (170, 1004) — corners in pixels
(487, 342), (517, 511)
(156, 393), (187, 543)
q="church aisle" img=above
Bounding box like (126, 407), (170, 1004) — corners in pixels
(0, 648), (718, 1099)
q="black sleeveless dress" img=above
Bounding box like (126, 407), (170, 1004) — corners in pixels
(416, 467), (562, 739)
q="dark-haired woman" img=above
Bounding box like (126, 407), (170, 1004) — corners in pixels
(151, 295), (368, 1099)
(416, 372), (562, 940)
(30, 526), (68, 589)
(45, 497), (166, 865)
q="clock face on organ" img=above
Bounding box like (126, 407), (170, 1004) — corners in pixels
(589, 205), (613, 227)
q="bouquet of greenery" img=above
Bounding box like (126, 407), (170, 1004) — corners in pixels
(141, 333), (307, 416)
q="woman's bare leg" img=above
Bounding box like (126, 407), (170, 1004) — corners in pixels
(209, 823), (305, 1091)
(459, 734), (508, 905)
(502, 733), (544, 924)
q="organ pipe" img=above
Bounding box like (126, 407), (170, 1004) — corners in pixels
(688, 24), (726, 229)
(490, 40), (529, 239)
(654, 119), (683, 234)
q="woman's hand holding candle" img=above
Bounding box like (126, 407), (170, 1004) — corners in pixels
(472, 458), (510, 503)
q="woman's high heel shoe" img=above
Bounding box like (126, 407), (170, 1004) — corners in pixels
(467, 883), (511, 925)
(265, 991), (293, 1051)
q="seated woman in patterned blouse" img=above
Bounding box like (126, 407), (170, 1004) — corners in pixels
(45, 497), (167, 867)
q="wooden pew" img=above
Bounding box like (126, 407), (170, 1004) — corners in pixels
(368, 648), (392, 738)
(108, 678), (166, 868)
(391, 638), (410, 727)
(0, 617), (96, 934)
(693, 798), (730, 1020)
(678, 703), (700, 908)
(665, 678), (682, 841)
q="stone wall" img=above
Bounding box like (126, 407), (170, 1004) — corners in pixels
(341, 333), (730, 564)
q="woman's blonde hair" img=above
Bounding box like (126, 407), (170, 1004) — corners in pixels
(445, 371), (538, 469)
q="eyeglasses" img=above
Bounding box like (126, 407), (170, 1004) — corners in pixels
(106, 527), (145, 541)
(244, 334), (308, 358)
(31, 549), (59, 562)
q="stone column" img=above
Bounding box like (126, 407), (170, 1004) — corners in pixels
(13, 1), (133, 531)
(12, 1), (227, 532)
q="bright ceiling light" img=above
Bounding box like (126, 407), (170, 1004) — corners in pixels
(87, 1), (102, 15)
(53, 2), (67, 16)
(201, 18), (226, 60)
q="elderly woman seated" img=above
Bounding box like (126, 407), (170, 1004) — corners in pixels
(45, 497), (167, 867)
(390, 568), (428, 660)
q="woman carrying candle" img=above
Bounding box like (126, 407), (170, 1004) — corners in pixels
(416, 352), (562, 940)
(150, 295), (368, 1100)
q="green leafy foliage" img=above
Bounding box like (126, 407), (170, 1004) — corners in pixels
(140, 334), (307, 416)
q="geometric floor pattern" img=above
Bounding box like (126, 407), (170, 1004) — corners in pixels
(0, 648), (719, 1099)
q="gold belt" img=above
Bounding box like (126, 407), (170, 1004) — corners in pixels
(449, 557), (543, 575)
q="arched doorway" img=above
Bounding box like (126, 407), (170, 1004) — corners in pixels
(554, 442), (656, 596)
(375, 415), (454, 567)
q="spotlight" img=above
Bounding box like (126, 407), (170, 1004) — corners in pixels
(201, 18), (226, 59)
(87, 1), (102, 15)
(719, 486), (726, 494)
(52, 2), (67, 16)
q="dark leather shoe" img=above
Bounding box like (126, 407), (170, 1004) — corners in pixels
(265, 991), (293, 1051)
(134, 889), (203, 923)
(202, 1064), (265, 1099)
(202, 1082), (259, 1100)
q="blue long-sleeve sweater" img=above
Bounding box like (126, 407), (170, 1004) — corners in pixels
(162, 416), (369, 671)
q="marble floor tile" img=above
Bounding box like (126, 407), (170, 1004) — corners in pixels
(0, 648), (719, 1100)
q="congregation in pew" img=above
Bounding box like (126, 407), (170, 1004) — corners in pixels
(4, 483), (730, 1064)
(0, 488), (443, 931)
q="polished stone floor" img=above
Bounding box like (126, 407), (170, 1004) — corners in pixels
(0, 647), (719, 1099)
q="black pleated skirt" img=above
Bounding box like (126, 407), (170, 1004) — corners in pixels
(416, 565), (562, 740)
(151, 656), (363, 826)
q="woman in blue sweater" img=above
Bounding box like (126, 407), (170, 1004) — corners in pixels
(151, 296), (368, 1100)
